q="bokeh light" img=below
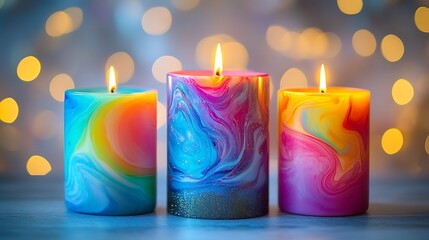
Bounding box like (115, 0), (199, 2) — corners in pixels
(45, 11), (72, 37)
(141, 7), (172, 35)
(222, 41), (249, 69)
(157, 101), (167, 129)
(337, 0), (363, 15)
(325, 32), (342, 58)
(381, 34), (404, 62)
(26, 155), (52, 176)
(266, 25), (290, 52)
(280, 68), (308, 89)
(0, 97), (19, 123)
(196, 34), (234, 69)
(152, 56), (182, 83)
(382, 128), (403, 155)
(425, 135), (429, 155)
(284, 31), (301, 58)
(49, 73), (75, 102)
(0, 125), (20, 151)
(415, 7), (429, 33)
(298, 28), (328, 58)
(352, 29), (377, 57)
(312, 31), (329, 57)
(266, 26), (341, 59)
(171, 0), (200, 11)
(196, 35), (248, 69)
(45, 7), (83, 38)
(31, 111), (59, 140)
(392, 79), (414, 105)
(105, 52), (135, 84)
(64, 7), (83, 33)
(17, 56), (41, 82)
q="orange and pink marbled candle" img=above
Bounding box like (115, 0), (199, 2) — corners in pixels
(278, 87), (370, 216)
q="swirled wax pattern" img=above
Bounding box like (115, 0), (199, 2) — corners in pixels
(278, 87), (370, 216)
(64, 88), (157, 215)
(167, 71), (269, 219)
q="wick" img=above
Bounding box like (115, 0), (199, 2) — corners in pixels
(215, 70), (221, 76)
(321, 89), (325, 93)
(110, 87), (116, 93)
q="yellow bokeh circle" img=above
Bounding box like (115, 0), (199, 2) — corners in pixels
(17, 56), (41, 82)
(0, 97), (19, 123)
(352, 29), (377, 57)
(141, 7), (172, 35)
(337, 0), (363, 15)
(425, 135), (429, 155)
(152, 56), (182, 83)
(415, 7), (429, 33)
(392, 79), (414, 105)
(50, 74), (75, 102)
(280, 68), (308, 89)
(381, 128), (403, 155)
(105, 52), (135, 84)
(381, 34), (404, 62)
(26, 155), (52, 176)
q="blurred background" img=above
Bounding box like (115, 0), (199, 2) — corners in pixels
(0, 0), (428, 180)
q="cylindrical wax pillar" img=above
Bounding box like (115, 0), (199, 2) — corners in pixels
(64, 88), (157, 215)
(278, 87), (370, 216)
(167, 71), (269, 219)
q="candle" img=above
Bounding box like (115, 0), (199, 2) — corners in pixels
(167, 44), (269, 219)
(64, 67), (157, 215)
(278, 65), (370, 216)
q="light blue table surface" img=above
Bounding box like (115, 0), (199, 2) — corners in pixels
(1, 173), (428, 240)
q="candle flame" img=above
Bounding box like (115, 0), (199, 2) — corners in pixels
(109, 66), (117, 93)
(214, 43), (223, 76)
(319, 64), (326, 93)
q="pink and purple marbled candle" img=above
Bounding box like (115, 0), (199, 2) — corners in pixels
(278, 87), (370, 216)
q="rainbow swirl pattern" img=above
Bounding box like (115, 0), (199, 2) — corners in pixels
(278, 87), (370, 216)
(167, 71), (269, 219)
(64, 88), (157, 215)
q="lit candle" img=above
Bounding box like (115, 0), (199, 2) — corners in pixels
(167, 44), (270, 219)
(64, 67), (157, 215)
(278, 65), (370, 216)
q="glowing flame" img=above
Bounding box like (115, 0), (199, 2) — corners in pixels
(109, 66), (117, 93)
(319, 64), (326, 93)
(214, 43), (223, 76)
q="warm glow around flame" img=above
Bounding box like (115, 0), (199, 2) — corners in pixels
(214, 43), (223, 76)
(109, 66), (117, 93)
(319, 64), (326, 93)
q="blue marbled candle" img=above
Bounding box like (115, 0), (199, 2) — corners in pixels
(167, 71), (269, 219)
